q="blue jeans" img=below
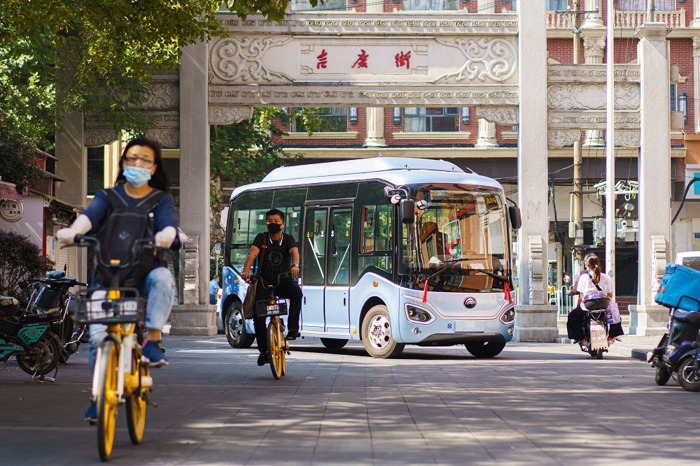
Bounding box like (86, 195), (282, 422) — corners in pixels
(88, 267), (175, 371)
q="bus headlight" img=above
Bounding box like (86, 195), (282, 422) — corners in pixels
(500, 307), (515, 324)
(406, 305), (435, 324)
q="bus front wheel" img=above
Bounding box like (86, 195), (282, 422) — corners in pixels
(362, 305), (404, 359)
(465, 341), (506, 358)
(225, 302), (256, 349)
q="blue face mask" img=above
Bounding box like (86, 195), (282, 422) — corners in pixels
(123, 166), (152, 187)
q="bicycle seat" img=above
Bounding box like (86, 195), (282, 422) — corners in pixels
(674, 309), (700, 327)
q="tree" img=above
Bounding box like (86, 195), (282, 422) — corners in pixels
(0, 114), (44, 193)
(209, 108), (313, 246)
(0, 0), (315, 150)
(0, 231), (54, 298)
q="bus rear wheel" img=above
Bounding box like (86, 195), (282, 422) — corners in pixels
(464, 341), (506, 358)
(362, 305), (404, 359)
(225, 302), (255, 349)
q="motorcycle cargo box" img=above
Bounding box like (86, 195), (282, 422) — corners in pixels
(0, 296), (19, 318)
(656, 263), (700, 311)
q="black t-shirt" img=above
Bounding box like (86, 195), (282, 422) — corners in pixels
(253, 233), (297, 286)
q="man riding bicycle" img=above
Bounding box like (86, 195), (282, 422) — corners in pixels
(57, 137), (178, 423)
(241, 208), (302, 366)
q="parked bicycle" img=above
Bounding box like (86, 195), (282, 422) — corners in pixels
(67, 235), (160, 461)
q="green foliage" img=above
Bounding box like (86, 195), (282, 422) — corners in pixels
(0, 0), (308, 149)
(0, 231), (54, 298)
(0, 115), (44, 192)
(208, 107), (317, 247)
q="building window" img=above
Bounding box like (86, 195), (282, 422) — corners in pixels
(404, 107), (459, 132)
(510, 0), (517, 11)
(403, 0), (458, 10)
(291, 107), (348, 132)
(87, 147), (105, 196)
(291, 0), (346, 10)
(547, 0), (568, 10)
(618, 0), (675, 11)
(670, 83), (677, 111)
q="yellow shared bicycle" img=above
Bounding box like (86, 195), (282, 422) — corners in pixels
(69, 235), (159, 461)
(253, 273), (290, 379)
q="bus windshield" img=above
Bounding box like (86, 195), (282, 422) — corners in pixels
(401, 184), (509, 293)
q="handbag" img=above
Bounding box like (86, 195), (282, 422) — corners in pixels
(606, 302), (622, 324)
(241, 233), (268, 320)
(242, 278), (257, 320)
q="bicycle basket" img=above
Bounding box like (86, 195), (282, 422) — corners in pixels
(75, 289), (145, 324)
(256, 298), (288, 318)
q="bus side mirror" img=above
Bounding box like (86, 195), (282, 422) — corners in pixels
(401, 199), (415, 225)
(509, 206), (522, 229)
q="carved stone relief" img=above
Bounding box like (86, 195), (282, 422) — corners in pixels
(651, 235), (667, 302)
(548, 83), (639, 111)
(615, 130), (640, 147)
(209, 105), (254, 125)
(476, 107), (518, 125)
(582, 36), (606, 61)
(528, 235), (545, 305)
(210, 37), (294, 83)
(84, 129), (118, 148)
(434, 38), (517, 84)
(548, 130), (581, 148)
(694, 36), (700, 57)
(146, 129), (179, 148)
(137, 83), (180, 110)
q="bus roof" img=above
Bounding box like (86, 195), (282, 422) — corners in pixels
(230, 157), (503, 200)
(261, 157), (465, 183)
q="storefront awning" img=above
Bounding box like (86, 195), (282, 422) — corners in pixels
(0, 181), (22, 202)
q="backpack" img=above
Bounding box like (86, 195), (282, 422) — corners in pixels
(95, 188), (167, 288)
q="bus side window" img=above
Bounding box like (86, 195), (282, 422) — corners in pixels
(359, 204), (393, 275)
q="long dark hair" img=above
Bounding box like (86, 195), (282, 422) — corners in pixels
(114, 137), (170, 193)
(584, 253), (602, 284)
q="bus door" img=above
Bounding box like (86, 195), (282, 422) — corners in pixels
(301, 205), (352, 334)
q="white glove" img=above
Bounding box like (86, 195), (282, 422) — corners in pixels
(154, 226), (177, 248)
(56, 228), (78, 244)
(56, 214), (92, 243)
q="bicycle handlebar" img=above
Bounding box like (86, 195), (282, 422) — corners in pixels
(64, 235), (170, 269)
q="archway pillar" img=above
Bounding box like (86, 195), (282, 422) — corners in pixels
(515, 0), (558, 342)
(629, 23), (672, 336)
(171, 40), (216, 336)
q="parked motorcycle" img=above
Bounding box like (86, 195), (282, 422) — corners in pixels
(20, 271), (88, 364)
(652, 263), (700, 391)
(649, 307), (700, 389)
(577, 291), (611, 359)
(0, 295), (62, 378)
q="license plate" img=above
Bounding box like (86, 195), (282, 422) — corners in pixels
(590, 323), (607, 350)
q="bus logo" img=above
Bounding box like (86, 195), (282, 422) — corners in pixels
(464, 297), (477, 309)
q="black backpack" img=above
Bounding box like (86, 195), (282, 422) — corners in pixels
(95, 188), (167, 288)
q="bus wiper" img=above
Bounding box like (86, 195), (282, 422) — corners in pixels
(423, 258), (509, 283)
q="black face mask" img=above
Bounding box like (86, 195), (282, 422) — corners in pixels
(267, 223), (282, 234)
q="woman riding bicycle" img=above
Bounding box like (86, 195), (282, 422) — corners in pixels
(57, 137), (178, 423)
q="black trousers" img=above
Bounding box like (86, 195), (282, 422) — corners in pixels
(253, 278), (302, 354)
(567, 305), (625, 341)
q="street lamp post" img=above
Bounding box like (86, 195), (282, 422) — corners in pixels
(606, 0), (616, 286)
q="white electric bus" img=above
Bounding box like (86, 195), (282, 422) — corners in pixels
(220, 157), (522, 358)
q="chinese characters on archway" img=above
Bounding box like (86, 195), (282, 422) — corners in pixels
(316, 49), (412, 70)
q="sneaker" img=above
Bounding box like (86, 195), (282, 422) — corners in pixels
(286, 330), (300, 340)
(257, 352), (269, 366)
(142, 340), (169, 367)
(85, 401), (97, 425)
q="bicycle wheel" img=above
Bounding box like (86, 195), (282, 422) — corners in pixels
(126, 347), (148, 445)
(267, 320), (283, 379)
(97, 339), (119, 462)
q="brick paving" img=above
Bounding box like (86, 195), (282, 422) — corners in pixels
(0, 333), (697, 466)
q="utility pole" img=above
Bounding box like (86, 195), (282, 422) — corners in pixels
(572, 0), (584, 278)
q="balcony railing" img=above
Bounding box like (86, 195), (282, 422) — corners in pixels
(546, 9), (686, 30)
(615, 9), (685, 29)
